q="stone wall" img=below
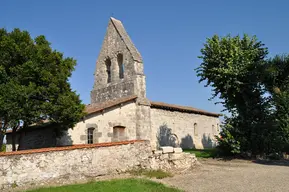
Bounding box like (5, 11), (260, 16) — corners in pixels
(65, 100), (138, 144)
(91, 17), (146, 104)
(150, 108), (220, 150)
(6, 100), (138, 152)
(150, 146), (197, 171)
(0, 140), (197, 191)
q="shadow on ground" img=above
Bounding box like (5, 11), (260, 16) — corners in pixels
(252, 159), (289, 167)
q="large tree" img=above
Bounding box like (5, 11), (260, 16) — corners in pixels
(0, 28), (85, 151)
(196, 34), (289, 156)
(261, 55), (289, 153)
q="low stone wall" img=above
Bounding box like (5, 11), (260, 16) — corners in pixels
(149, 147), (197, 172)
(0, 140), (197, 191)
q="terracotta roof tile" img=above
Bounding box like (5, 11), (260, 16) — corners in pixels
(5, 97), (219, 136)
(0, 140), (145, 157)
(6, 96), (138, 135)
(150, 101), (221, 117)
(6, 119), (51, 134)
(85, 95), (138, 115)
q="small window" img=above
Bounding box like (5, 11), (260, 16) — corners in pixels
(194, 123), (198, 136)
(117, 54), (124, 79)
(105, 58), (112, 83)
(87, 128), (94, 144)
(113, 126), (125, 141)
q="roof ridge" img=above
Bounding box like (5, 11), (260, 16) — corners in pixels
(150, 100), (221, 117)
(110, 17), (143, 62)
(85, 95), (138, 115)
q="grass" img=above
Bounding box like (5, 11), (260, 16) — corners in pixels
(129, 169), (173, 179)
(25, 178), (182, 192)
(183, 148), (216, 158)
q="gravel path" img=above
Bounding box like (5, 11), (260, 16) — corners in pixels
(159, 158), (289, 192)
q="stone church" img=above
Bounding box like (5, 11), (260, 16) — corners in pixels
(5, 17), (221, 152)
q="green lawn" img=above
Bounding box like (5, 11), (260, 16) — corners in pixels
(25, 178), (182, 192)
(183, 148), (216, 158)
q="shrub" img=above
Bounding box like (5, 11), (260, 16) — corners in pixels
(1, 144), (5, 152)
(215, 127), (240, 156)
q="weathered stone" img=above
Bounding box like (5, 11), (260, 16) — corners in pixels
(160, 146), (174, 153)
(153, 150), (162, 154)
(169, 153), (185, 160)
(0, 141), (198, 191)
(91, 17), (146, 105)
(174, 147), (183, 153)
(150, 108), (220, 150)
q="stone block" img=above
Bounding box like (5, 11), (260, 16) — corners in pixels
(160, 153), (169, 160)
(168, 153), (183, 160)
(153, 150), (162, 154)
(173, 147), (183, 153)
(160, 146), (174, 153)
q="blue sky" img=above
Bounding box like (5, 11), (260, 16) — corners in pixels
(1, 0), (288, 115)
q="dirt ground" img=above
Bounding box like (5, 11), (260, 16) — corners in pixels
(159, 158), (289, 192)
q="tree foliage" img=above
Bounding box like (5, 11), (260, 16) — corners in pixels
(0, 28), (85, 151)
(196, 34), (289, 157)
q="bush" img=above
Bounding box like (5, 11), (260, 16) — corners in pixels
(1, 144), (5, 152)
(215, 127), (240, 156)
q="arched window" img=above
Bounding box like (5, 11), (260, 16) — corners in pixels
(113, 126), (125, 141)
(87, 128), (94, 144)
(194, 123), (198, 136)
(105, 58), (111, 83)
(117, 54), (124, 79)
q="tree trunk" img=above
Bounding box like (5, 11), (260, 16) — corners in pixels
(0, 118), (8, 152)
(17, 131), (25, 151)
(0, 132), (4, 152)
(12, 125), (19, 151)
(0, 118), (3, 151)
(17, 123), (28, 151)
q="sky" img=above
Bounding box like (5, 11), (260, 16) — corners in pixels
(1, 0), (289, 115)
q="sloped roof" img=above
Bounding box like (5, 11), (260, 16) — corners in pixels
(85, 95), (138, 115)
(6, 96), (220, 135)
(110, 17), (143, 62)
(86, 95), (220, 117)
(6, 96), (138, 135)
(6, 119), (53, 134)
(150, 101), (221, 117)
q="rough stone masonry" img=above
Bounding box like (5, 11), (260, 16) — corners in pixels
(0, 140), (197, 191)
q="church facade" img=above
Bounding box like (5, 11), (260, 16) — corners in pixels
(5, 17), (220, 152)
